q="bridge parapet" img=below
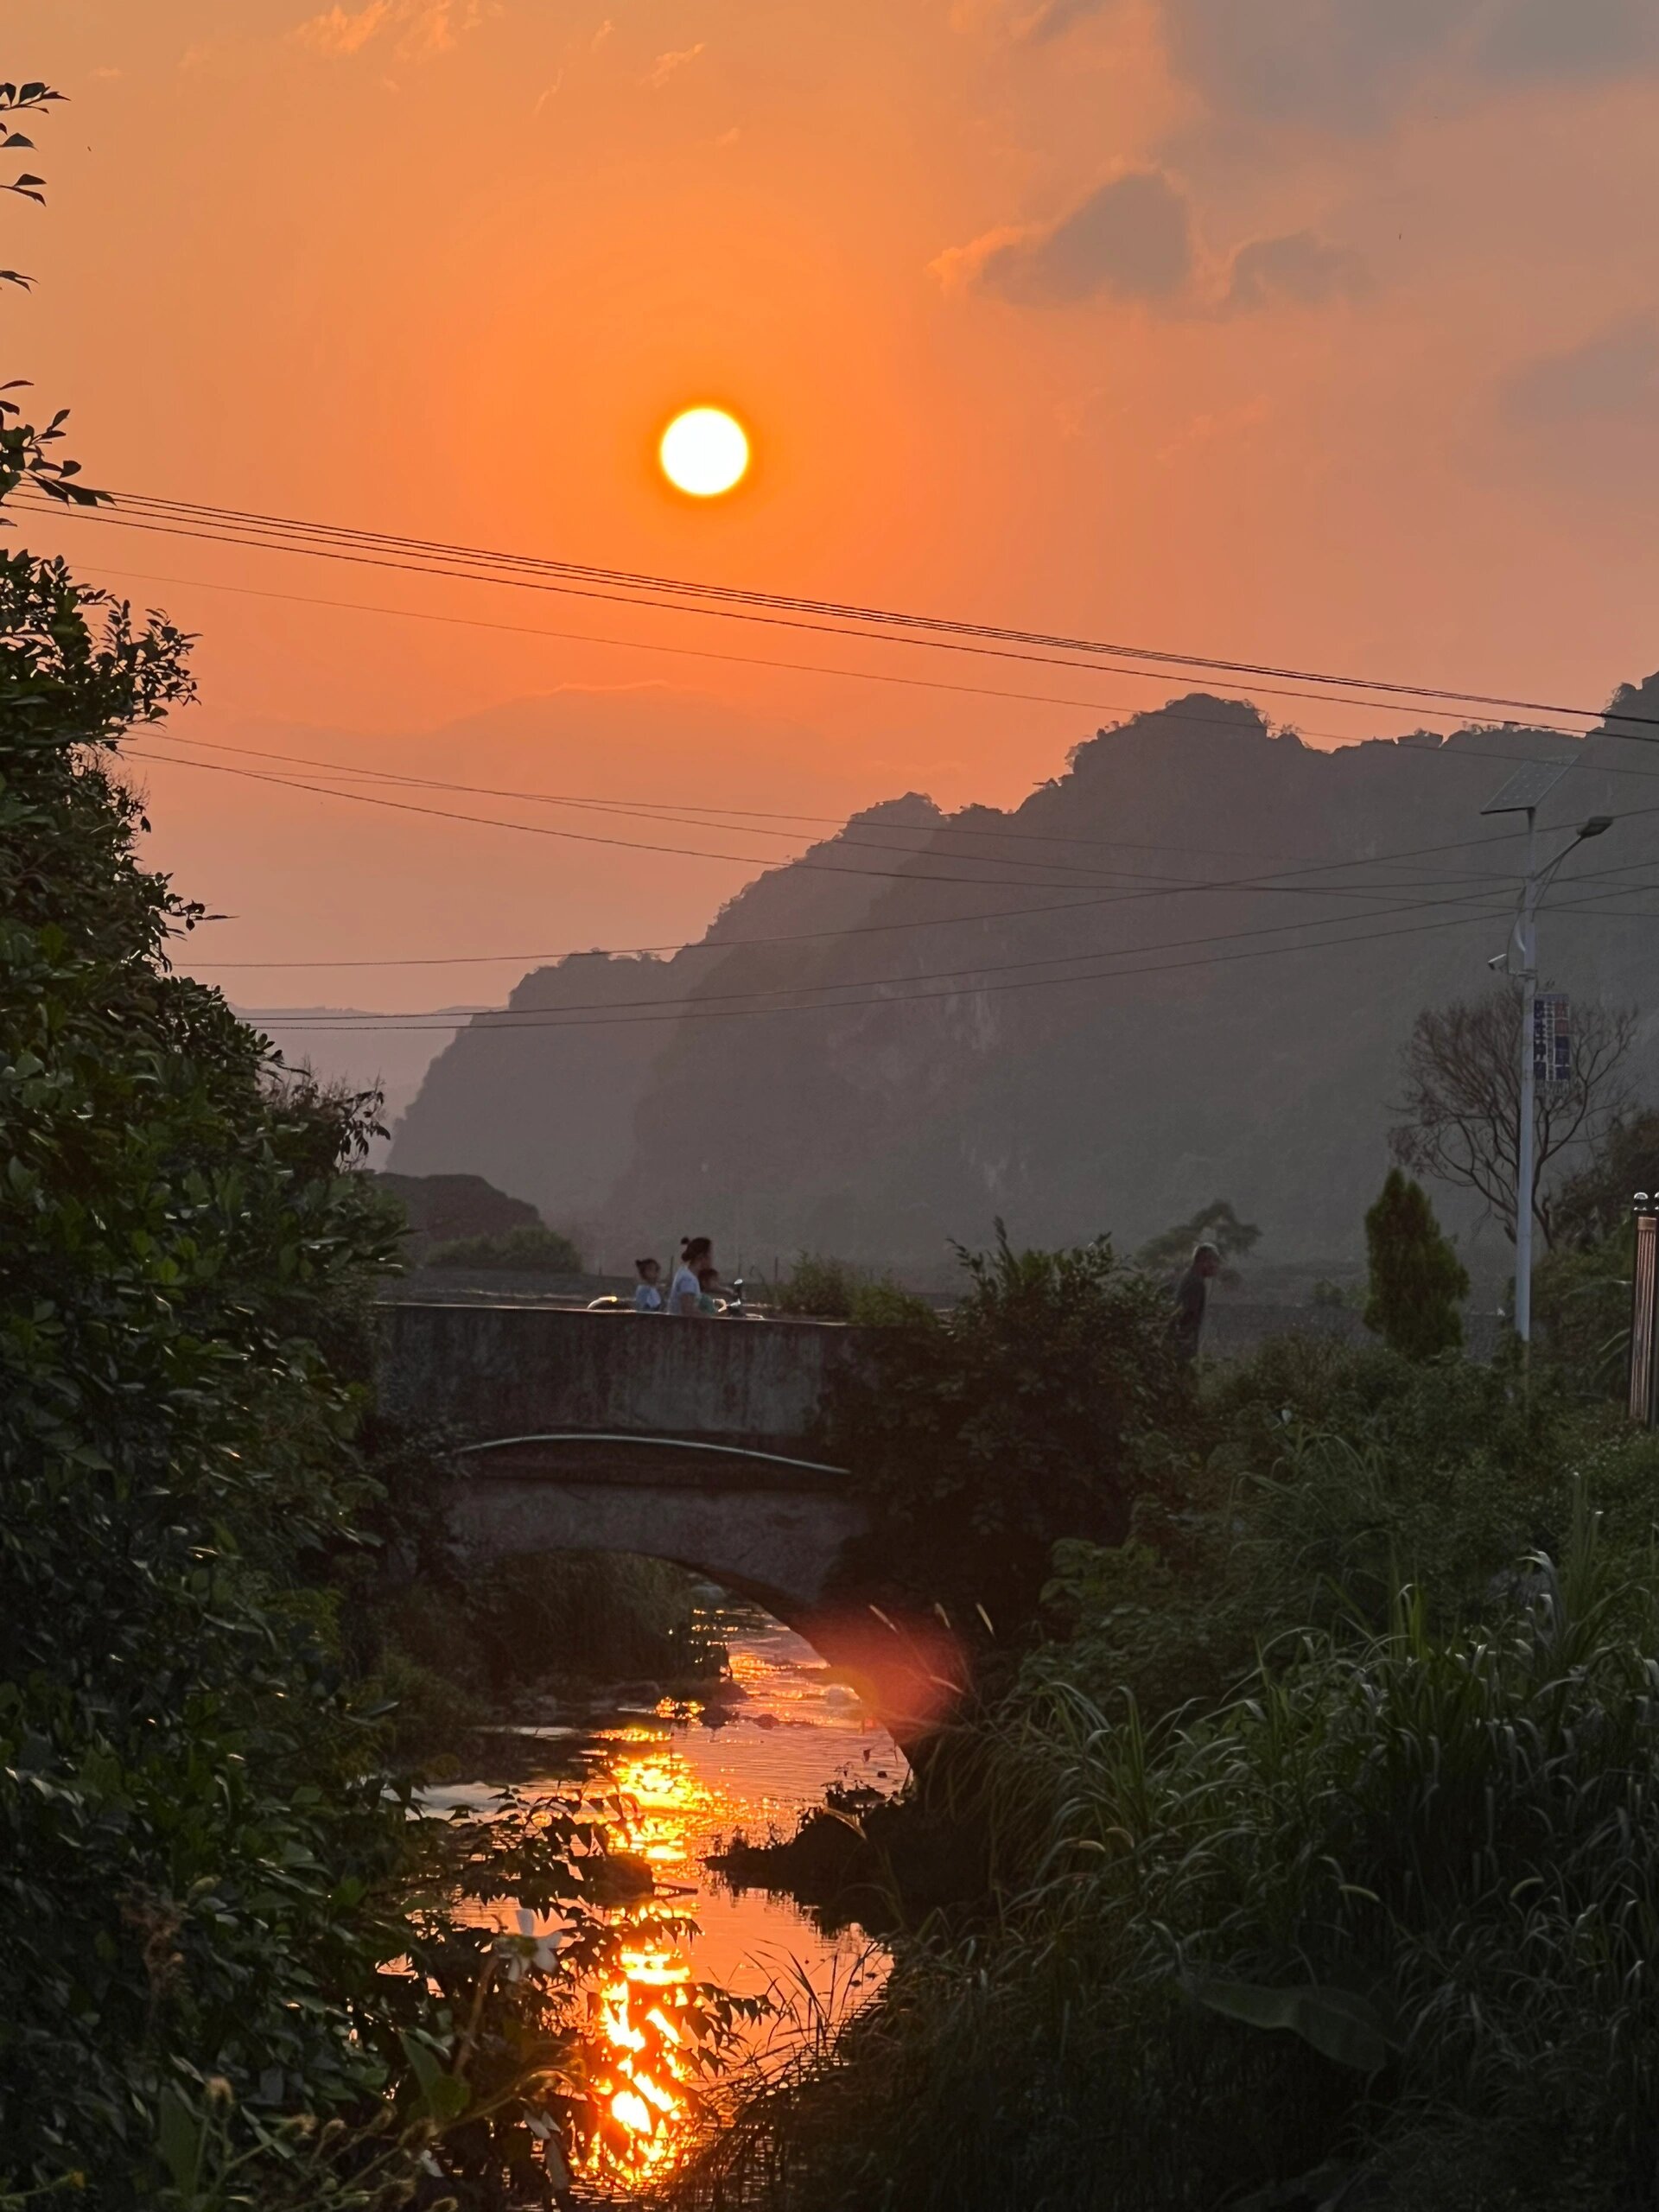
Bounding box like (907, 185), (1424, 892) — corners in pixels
(373, 1302), (961, 1742)
(376, 1300), (873, 1453)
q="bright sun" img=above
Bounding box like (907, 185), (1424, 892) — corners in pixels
(658, 406), (750, 498)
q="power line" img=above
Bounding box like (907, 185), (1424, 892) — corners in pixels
(63, 556), (1446, 743)
(239, 862), (1657, 1031)
(241, 880), (1658, 1039)
(135, 729), (1529, 899)
(78, 554), (1659, 778)
(243, 892), (1517, 1021)
(74, 562), (1659, 787)
(127, 746), (1539, 958)
(24, 487), (1659, 734)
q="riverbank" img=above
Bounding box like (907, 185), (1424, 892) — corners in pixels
(663, 1328), (1659, 2212)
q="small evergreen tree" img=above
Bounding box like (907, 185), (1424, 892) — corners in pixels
(1363, 1168), (1468, 1360)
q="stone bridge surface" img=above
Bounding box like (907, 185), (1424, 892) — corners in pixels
(375, 1304), (954, 1732)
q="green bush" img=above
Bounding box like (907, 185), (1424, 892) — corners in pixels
(423, 1221), (583, 1272)
(1534, 1226), (1633, 1399)
(678, 1522), (1659, 2212)
(1363, 1167), (1467, 1359)
(771, 1251), (861, 1318)
(822, 1224), (1193, 1656)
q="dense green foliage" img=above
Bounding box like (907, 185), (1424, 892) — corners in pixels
(678, 1323), (1659, 2211)
(422, 1222), (584, 1274)
(0, 474), (751, 2202)
(766, 1250), (926, 1324)
(1525, 1112), (1659, 1398)
(1363, 1167), (1467, 1360)
(0, 541), (619, 2204)
(823, 1226), (1192, 1653)
(373, 1549), (723, 1752)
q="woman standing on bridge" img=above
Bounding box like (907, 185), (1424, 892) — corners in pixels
(669, 1236), (713, 1316)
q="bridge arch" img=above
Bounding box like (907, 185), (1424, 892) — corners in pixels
(378, 1304), (966, 1738)
(449, 1433), (870, 1633)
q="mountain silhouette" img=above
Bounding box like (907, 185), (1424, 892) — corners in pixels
(388, 690), (1658, 1280)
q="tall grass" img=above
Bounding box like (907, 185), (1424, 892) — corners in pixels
(669, 1513), (1659, 2210)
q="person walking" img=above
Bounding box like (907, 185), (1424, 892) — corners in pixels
(669, 1236), (713, 1316)
(632, 1258), (664, 1312)
(1170, 1241), (1221, 1364)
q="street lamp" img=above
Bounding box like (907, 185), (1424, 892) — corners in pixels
(1481, 762), (1613, 1349)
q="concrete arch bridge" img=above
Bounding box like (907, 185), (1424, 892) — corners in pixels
(376, 1302), (961, 1738)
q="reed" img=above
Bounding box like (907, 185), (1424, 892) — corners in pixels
(669, 1510), (1659, 2210)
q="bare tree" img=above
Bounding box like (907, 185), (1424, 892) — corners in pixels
(1389, 988), (1636, 1249)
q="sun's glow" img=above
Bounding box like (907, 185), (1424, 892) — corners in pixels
(659, 406), (750, 497)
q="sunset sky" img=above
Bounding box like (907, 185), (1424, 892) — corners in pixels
(13, 1), (1659, 1008)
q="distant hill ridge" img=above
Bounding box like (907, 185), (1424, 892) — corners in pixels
(389, 685), (1659, 1279)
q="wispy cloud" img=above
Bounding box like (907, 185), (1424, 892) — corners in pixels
(1222, 230), (1368, 314)
(932, 172), (1192, 307)
(649, 42), (705, 88)
(294, 1), (392, 56)
(292, 0), (491, 62)
(1501, 321), (1659, 426)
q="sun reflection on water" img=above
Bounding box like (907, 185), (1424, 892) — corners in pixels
(452, 1610), (903, 2193)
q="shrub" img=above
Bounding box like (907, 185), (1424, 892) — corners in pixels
(677, 1524), (1659, 2212)
(423, 1221), (584, 1272)
(1363, 1167), (1467, 1359)
(771, 1251), (861, 1318)
(822, 1224), (1193, 1655)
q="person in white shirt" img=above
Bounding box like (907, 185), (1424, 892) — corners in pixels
(669, 1236), (713, 1315)
(632, 1257), (664, 1313)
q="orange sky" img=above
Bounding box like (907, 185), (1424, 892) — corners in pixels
(13, 1), (1659, 1010)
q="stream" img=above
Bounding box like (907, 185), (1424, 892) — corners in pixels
(422, 1599), (903, 2192)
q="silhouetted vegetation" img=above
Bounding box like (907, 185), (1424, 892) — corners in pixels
(1390, 986), (1636, 1248)
(1363, 1167), (1467, 1359)
(680, 1315), (1659, 2212)
(0, 109), (748, 2203)
(1135, 1196), (1262, 1284)
(823, 1225), (1193, 1666)
(423, 1221), (585, 1273)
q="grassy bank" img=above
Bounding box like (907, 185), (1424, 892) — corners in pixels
(369, 1548), (728, 1753)
(677, 1330), (1659, 2212)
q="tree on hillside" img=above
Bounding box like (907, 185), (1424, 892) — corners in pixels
(1389, 987), (1635, 1249)
(1135, 1198), (1262, 1285)
(1363, 1169), (1468, 1360)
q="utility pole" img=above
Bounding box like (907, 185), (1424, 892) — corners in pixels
(1512, 803), (1541, 1349)
(1481, 761), (1612, 1350)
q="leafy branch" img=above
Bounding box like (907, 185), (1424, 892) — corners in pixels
(0, 80), (105, 516)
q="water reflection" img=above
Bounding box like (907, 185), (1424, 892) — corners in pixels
(449, 1605), (902, 2191)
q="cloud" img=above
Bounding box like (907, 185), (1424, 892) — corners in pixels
(1224, 230), (1368, 314)
(291, 0), (488, 61)
(1500, 321), (1659, 426)
(1007, 0), (1104, 37)
(294, 0), (392, 55)
(1160, 0), (1659, 125)
(649, 42), (705, 89)
(934, 170), (1193, 307)
(592, 18), (613, 48)
(966, 0), (1659, 120)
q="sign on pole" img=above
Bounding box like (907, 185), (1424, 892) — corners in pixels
(1533, 993), (1571, 1090)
